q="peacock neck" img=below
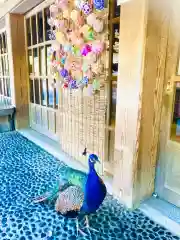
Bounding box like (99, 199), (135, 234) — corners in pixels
(88, 163), (97, 176)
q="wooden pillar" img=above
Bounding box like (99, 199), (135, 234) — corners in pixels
(113, 0), (171, 208)
(6, 13), (29, 129)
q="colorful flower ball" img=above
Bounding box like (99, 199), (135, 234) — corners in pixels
(81, 44), (92, 56)
(83, 76), (89, 84)
(60, 68), (68, 78)
(93, 0), (105, 10)
(61, 57), (66, 65)
(82, 2), (92, 15)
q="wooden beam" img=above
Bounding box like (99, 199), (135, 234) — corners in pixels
(6, 13), (29, 129)
(113, 0), (171, 208)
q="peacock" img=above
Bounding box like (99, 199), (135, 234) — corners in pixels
(55, 152), (107, 236)
(32, 151), (107, 237)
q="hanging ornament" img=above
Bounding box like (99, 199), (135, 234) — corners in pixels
(71, 9), (79, 22)
(47, 18), (55, 27)
(55, 0), (68, 10)
(63, 9), (70, 19)
(63, 82), (69, 88)
(52, 41), (61, 51)
(93, 0), (105, 10)
(60, 68), (68, 78)
(81, 44), (92, 56)
(87, 13), (96, 26)
(54, 19), (65, 29)
(77, 14), (85, 26)
(50, 4), (59, 14)
(56, 32), (66, 44)
(82, 63), (89, 72)
(69, 80), (78, 89)
(74, 0), (84, 9)
(93, 79), (100, 91)
(93, 19), (104, 33)
(86, 52), (97, 63)
(63, 44), (71, 53)
(61, 57), (66, 65)
(87, 84), (93, 96)
(72, 46), (81, 56)
(82, 2), (92, 15)
(92, 40), (104, 54)
(82, 76), (89, 85)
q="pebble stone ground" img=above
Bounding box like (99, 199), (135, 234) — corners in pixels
(0, 131), (179, 240)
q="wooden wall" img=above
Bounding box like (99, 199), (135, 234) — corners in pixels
(113, 0), (172, 208)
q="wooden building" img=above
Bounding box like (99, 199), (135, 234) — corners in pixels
(0, 1), (180, 231)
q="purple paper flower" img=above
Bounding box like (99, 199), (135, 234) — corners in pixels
(60, 68), (68, 78)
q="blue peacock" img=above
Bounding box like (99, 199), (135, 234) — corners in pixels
(33, 151), (107, 236)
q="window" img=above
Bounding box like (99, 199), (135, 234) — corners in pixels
(171, 82), (180, 142)
(108, 1), (120, 127)
(0, 31), (11, 105)
(25, 1), (59, 140)
(104, 1), (120, 175)
(26, 6), (58, 110)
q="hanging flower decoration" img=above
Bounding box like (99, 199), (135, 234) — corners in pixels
(60, 68), (68, 78)
(81, 2), (92, 15)
(81, 44), (92, 56)
(93, 0), (105, 10)
(47, 0), (107, 94)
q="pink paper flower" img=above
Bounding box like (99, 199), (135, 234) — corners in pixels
(92, 41), (104, 54)
(81, 44), (92, 56)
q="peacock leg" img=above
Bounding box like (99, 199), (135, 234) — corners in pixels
(75, 218), (87, 237)
(83, 215), (99, 233)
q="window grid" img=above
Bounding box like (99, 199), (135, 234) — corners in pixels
(0, 31), (11, 105)
(26, 5), (58, 110)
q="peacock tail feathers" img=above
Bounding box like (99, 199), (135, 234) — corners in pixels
(64, 168), (87, 189)
(55, 186), (84, 215)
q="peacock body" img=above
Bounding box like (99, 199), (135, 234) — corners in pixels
(55, 153), (107, 236)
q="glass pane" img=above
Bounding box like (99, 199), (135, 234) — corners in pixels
(54, 79), (58, 108)
(39, 47), (46, 76)
(1, 57), (5, 76)
(40, 79), (47, 106)
(6, 78), (11, 97)
(0, 35), (2, 54)
(5, 56), (9, 76)
(171, 82), (180, 142)
(44, 7), (51, 41)
(28, 50), (33, 74)
(46, 45), (51, 76)
(26, 18), (31, 46)
(33, 48), (39, 76)
(38, 11), (44, 43)
(48, 78), (54, 107)
(111, 81), (117, 123)
(112, 23), (119, 76)
(34, 79), (40, 104)
(2, 33), (7, 53)
(113, 0), (121, 17)
(0, 78), (2, 94)
(3, 78), (6, 96)
(30, 79), (34, 103)
(0, 57), (2, 76)
(32, 15), (37, 45)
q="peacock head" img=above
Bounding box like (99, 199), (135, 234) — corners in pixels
(88, 154), (100, 168)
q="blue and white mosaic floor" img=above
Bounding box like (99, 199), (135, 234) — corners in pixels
(0, 132), (179, 240)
